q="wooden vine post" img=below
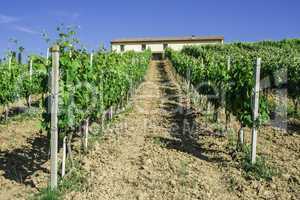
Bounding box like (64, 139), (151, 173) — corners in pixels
(50, 44), (59, 189)
(62, 136), (66, 177)
(187, 65), (191, 91)
(251, 58), (261, 164)
(237, 56), (244, 147)
(109, 106), (113, 120)
(28, 58), (33, 107)
(46, 48), (50, 65)
(225, 56), (231, 132)
(8, 56), (12, 70)
(90, 52), (93, 67)
(238, 127), (244, 146)
(83, 52), (93, 151)
(4, 56), (12, 120)
(83, 119), (89, 152)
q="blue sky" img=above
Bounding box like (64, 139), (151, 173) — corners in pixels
(0, 0), (299, 58)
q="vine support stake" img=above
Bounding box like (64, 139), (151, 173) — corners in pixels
(109, 106), (113, 120)
(251, 58), (261, 164)
(187, 66), (191, 91)
(46, 48), (50, 65)
(90, 53), (93, 67)
(4, 105), (8, 120)
(28, 58), (33, 107)
(8, 56), (12, 70)
(84, 118), (89, 152)
(225, 56), (231, 132)
(62, 136), (66, 177)
(101, 112), (105, 131)
(238, 127), (244, 146)
(50, 44), (59, 189)
(227, 56), (231, 70)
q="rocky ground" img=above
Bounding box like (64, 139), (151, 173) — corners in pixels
(0, 61), (299, 200)
(0, 110), (49, 200)
(64, 61), (299, 200)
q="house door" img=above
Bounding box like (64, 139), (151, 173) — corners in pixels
(152, 53), (163, 60)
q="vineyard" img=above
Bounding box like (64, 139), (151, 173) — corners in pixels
(166, 40), (300, 143)
(0, 30), (299, 200)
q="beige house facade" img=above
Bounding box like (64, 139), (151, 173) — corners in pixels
(111, 35), (224, 53)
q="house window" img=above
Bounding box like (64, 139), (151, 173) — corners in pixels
(163, 43), (168, 50)
(120, 45), (125, 52)
(142, 44), (146, 51)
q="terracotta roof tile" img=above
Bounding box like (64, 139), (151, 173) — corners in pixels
(111, 35), (224, 43)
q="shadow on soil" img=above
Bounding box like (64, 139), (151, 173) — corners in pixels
(1, 99), (41, 121)
(0, 133), (49, 187)
(154, 61), (228, 164)
(287, 121), (300, 133)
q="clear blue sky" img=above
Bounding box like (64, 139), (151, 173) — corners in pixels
(0, 0), (299, 57)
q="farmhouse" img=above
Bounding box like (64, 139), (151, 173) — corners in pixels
(111, 35), (224, 59)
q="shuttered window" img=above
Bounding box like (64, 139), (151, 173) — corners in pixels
(142, 44), (146, 51)
(120, 45), (125, 52)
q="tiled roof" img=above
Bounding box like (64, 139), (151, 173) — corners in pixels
(111, 35), (224, 43)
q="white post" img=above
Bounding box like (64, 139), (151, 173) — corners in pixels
(28, 58), (33, 107)
(46, 48), (49, 65)
(227, 56), (231, 70)
(226, 56), (231, 131)
(101, 112), (105, 131)
(84, 118), (89, 151)
(90, 53), (93, 67)
(8, 56), (12, 70)
(50, 45), (59, 189)
(29, 58), (33, 79)
(187, 66), (191, 91)
(62, 136), (66, 177)
(4, 104), (9, 120)
(109, 106), (113, 120)
(251, 58), (261, 164)
(238, 127), (244, 145)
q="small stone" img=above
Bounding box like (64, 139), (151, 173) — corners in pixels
(145, 159), (152, 165)
(270, 183), (277, 189)
(282, 173), (290, 180)
(169, 180), (176, 187)
(136, 192), (146, 200)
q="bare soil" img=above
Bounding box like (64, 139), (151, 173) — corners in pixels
(0, 106), (49, 199)
(0, 61), (299, 200)
(65, 61), (299, 200)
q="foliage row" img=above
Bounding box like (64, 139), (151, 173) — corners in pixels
(0, 54), (47, 108)
(0, 28), (151, 138)
(166, 39), (300, 127)
(43, 47), (151, 135)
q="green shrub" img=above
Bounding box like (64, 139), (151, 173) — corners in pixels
(33, 161), (87, 200)
(34, 187), (61, 200)
(241, 145), (278, 181)
(59, 166), (87, 193)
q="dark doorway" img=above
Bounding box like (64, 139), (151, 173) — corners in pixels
(152, 53), (163, 60)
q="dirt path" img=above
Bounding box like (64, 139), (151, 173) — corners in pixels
(66, 61), (237, 200)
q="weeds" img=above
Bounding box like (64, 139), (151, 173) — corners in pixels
(0, 107), (41, 124)
(226, 129), (237, 150)
(34, 187), (61, 200)
(240, 145), (278, 181)
(59, 165), (87, 193)
(153, 137), (167, 148)
(178, 160), (189, 188)
(226, 132), (278, 182)
(211, 122), (226, 134)
(227, 176), (239, 192)
(32, 103), (133, 200)
(178, 160), (189, 177)
(33, 161), (87, 200)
